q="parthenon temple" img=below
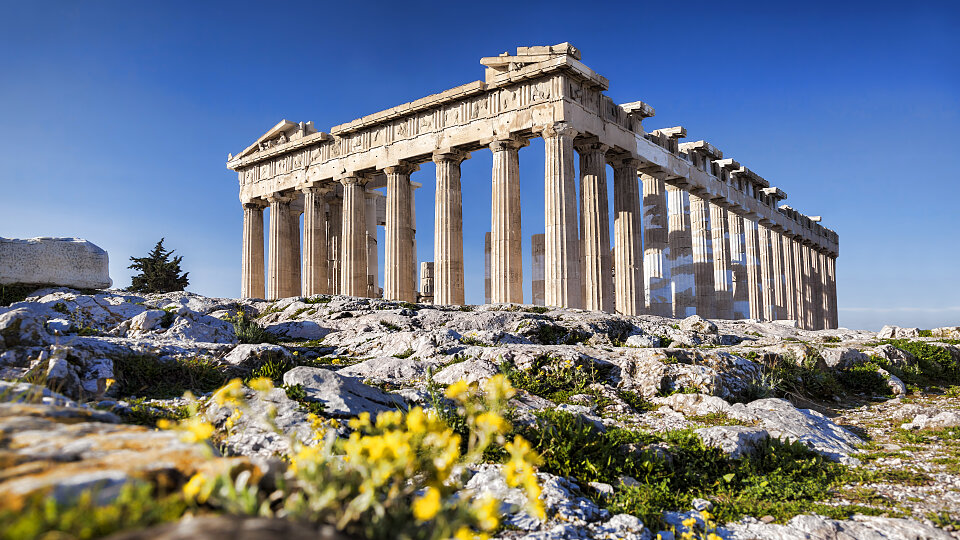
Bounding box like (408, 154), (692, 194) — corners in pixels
(227, 43), (839, 330)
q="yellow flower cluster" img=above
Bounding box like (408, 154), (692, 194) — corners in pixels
(173, 374), (543, 540)
(661, 510), (722, 540)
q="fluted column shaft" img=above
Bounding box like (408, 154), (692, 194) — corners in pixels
(612, 158), (644, 315)
(287, 203), (301, 298)
(577, 142), (613, 313)
(710, 202), (733, 319)
(827, 256), (839, 329)
(743, 217), (764, 320)
(490, 138), (525, 304)
(384, 163), (417, 302)
(433, 151), (469, 305)
(811, 249), (824, 330)
(819, 251), (831, 330)
(727, 212), (750, 319)
(791, 238), (805, 326)
(302, 187), (328, 296)
(241, 202), (266, 299)
(801, 243), (814, 329)
(642, 172), (671, 316)
(326, 195), (342, 295)
(542, 123), (581, 309)
(781, 234), (797, 322)
(340, 176), (368, 297)
(770, 227), (787, 320)
(364, 190), (379, 298)
(267, 195), (293, 300)
(667, 185), (695, 317)
(758, 223), (776, 321)
(689, 192), (716, 318)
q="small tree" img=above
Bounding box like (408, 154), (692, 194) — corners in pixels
(128, 238), (190, 293)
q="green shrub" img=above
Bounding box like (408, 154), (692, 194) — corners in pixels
(381, 321), (401, 332)
(112, 355), (227, 399)
(501, 356), (601, 402)
(618, 390), (658, 413)
(877, 339), (960, 387)
(837, 363), (891, 396)
(393, 348), (415, 359)
(121, 398), (190, 427)
(225, 310), (278, 344)
(0, 483), (186, 540)
(282, 383), (326, 415)
(534, 324), (588, 345)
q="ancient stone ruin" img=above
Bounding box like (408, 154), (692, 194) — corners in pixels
(227, 43), (838, 330)
(0, 237), (112, 290)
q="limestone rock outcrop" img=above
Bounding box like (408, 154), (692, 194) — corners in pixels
(0, 237), (112, 289)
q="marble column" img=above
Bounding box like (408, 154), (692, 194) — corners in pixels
(267, 194), (293, 301)
(241, 201), (266, 299)
(811, 249), (824, 330)
(287, 202), (302, 298)
(727, 212), (750, 319)
(801, 242), (815, 329)
(689, 191), (716, 318)
(484, 232), (491, 304)
(577, 141), (613, 313)
(612, 157), (644, 316)
(780, 234), (797, 322)
(384, 162), (418, 302)
(340, 176), (368, 298)
(420, 262), (434, 303)
(490, 137), (525, 304)
(541, 123), (582, 309)
(819, 250), (831, 330)
(433, 150), (470, 306)
(710, 202), (733, 319)
(743, 217), (764, 320)
(792, 238), (805, 327)
(364, 190), (380, 298)
(770, 227), (787, 320)
(667, 185), (695, 317)
(409, 182), (420, 299)
(757, 222), (776, 321)
(532, 233), (545, 306)
(827, 255), (839, 329)
(326, 194), (342, 295)
(301, 187), (328, 296)
(641, 171), (671, 316)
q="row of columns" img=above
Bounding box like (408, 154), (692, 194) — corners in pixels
(240, 123), (836, 329)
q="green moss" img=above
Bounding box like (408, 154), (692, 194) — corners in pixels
(618, 390), (658, 413)
(393, 348), (415, 359)
(302, 295), (332, 304)
(381, 321), (401, 332)
(523, 306), (550, 314)
(120, 398), (189, 427)
(0, 283), (59, 307)
(283, 383), (326, 415)
(837, 363), (891, 396)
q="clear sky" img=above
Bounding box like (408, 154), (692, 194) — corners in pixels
(1, 1), (957, 331)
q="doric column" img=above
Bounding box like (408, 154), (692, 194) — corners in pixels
(667, 185), (695, 317)
(301, 186), (329, 296)
(710, 202), (733, 319)
(780, 234), (797, 322)
(541, 122), (581, 309)
(612, 157), (644, 316)
(727, 212), (750, 319)
(819, 250), (831, 330)
(770, 226), (787, 320)
(339, 175), (368, 297)
(489, 137), (526, 304)
(531, 233), (545, 305)
(576, 141), (613, 313)
(364, 190), (380, 298)
(641, 171), (671, 316)
(689, 191), (716, 318)
(384, 162), (418, 302)
(811, 248), (824, 330)
(801, 242), (815, 329)
(266, 194), (294, 300)
(286, 200), (302, 298)
(326, 193), (342, 295)
(484, 232), (491, 304)
(757, 222), (776, 321)
(433, 150), (470, 305)
(241, 201), (266, 299)
(791, 237), (805, 326)
(743, 217), (764, 320)
(409, 182), (420, 299)
(827, 255), (839, 329)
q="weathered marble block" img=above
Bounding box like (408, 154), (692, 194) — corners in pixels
(0, 237), (112, 289)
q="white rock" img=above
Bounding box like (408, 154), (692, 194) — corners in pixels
(903, 410), (960, 430)
(282, 366), (405, 417)
(695, 425), (769, 458)
(877, 368), (906, 396)
(127, 309), (168, 334)
(264, 321), (328, 341)
(0, 305), (52, 346)
(625, 333), (660, 348)
(658, 393), (733, 417)
(223, 344), (291, 369)
(741, 398), (862, 462)
(819, 347), (870, 369)
(726, 513), (953, 540)
(0, 237), (111, 289)
(679, 314), (718, 335)
(338, 356), (436, 384)
(432, 357), (500, 385)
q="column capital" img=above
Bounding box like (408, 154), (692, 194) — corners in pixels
(573, 140), (610, 155)
(266, 192), (296, 204)
(383, 160), (420, 176)
(297, 182), (333, 196)
(432, 148), (471, 164)
(338, 174), (370, 187)
(242, 198), (267, 209)
(609, 155), (641, 170)
(488, 136), (529, 152)
(536, 121), (578, 139)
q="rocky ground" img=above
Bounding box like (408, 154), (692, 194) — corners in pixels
(1, 287), (959, 539)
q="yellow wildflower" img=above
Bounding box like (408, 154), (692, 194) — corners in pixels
(682, 516), (698, 529)
(445, 380), (470, 401)
(248, 377), (274, 393)
(183, 472), (208, 502)
(476, 496), (500, 530)
(406, 407), (427, 433)
(474, 411), (508, 434)
(412, 486), (441, 521)
(707, 534), (723, 540)
(213, 378), (244, 406)
(483, 374), (516, 403)
(180, 417), (215, 443)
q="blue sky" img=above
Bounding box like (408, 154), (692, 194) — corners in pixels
(1, 1), (957, 330)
